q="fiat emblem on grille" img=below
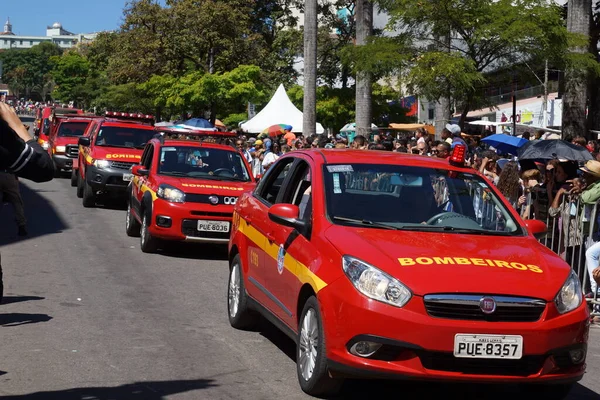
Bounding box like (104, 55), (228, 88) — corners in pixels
(208, 195), (219, 205)
(480, 297), (496, 314)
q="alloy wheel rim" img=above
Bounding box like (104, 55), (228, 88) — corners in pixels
(228, 263), (240, 318)
(298, 308), (318, 381)
(141, 215), (147, 245)
(126, 204), (131, 230)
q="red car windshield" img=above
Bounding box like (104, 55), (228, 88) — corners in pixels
(158, 145), (250, 182)
(95, 126), (155, 149)
(57, 122), (89, 137)
(323, 163), (522, 235)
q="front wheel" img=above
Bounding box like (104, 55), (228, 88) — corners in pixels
(76, 173), (84, 198)
(82, 179), (96, 208)
(71, 169), (78, 187)
(228, 254), (258, 329)
(140, 212), (158, 253)
(125, 201), (141, 237)
(297, 296), (342, 397)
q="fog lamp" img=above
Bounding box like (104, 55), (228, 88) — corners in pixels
(569, 347), (586, 364)
(156, 215), (172, 228)
(349, 341), (382, 358)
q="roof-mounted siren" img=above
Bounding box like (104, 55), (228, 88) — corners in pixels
(449, 144), (467, 167)
(105, 111), (155, 125)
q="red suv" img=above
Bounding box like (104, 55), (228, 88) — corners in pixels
(126, 131), (255, 253)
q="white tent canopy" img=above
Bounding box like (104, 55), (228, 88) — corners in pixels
(240, 84), (325, 134)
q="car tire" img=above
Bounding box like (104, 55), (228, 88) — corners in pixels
(125, 201), (141, 237)
(71, 169), (78, 187)
(82, 179), (96, 208)
(297, 296), (342, 397)
(76, 173), (84, 198)
(140, 212), (158, 253)
(228, 254), (259, 330)
(520, 383), (574, 400)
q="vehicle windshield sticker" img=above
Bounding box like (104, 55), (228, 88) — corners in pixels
(277, 245), (285, 274)
(327, 165), (353, 173)
(162, 147), (177, 151)
(398, 257), (543, 273)
(333, 173), (342, 194)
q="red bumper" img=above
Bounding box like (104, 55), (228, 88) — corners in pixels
(319, 277), (590, 383)
(148, 199), (233, 244)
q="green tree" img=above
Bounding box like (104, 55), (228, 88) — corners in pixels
(50, 52), (91, 106)
(375, 0), (583, 126)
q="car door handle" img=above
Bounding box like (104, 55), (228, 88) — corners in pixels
(266, 232), (275, 242)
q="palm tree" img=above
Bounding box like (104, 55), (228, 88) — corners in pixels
(562, 0), (591, 139)
(355, 0), (373, 139)
(303, 0), (318, 137)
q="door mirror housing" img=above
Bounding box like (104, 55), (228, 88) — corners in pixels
(268, 204), (307, 232)
(525, 219), (547, 240)
(78, 137), (91, 147)
(131, 165), (149, 177)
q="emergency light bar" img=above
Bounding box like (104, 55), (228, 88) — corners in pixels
(449, 144), (467, 167)
(104, 111), (155, 124)
(156, 127), (236, 138)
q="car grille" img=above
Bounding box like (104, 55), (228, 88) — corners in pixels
(423, 294), (546, 322)
(181, 219), (230, 240)
(418, 351), (544, 376)
(66, 145), (79, 158)
(111, 161), (135, 171)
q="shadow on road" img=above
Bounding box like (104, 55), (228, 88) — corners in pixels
(257, 321), (599, 400)
(159, 243), (228, 261)
(0, 313), (52, 327)
(0, 183), (69, 247)
(0, 378), (217, 400)
(0, 296), (44, 305)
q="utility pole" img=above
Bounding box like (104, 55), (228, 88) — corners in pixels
(355, 0), (373, 139)
(542, 59), (548, 129)
(303, 0), (317, 137)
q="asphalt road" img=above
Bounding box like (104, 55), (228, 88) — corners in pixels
(0, 127), (598, 399)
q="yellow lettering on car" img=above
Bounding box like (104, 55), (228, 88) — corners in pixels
(398, 257), (544, 274)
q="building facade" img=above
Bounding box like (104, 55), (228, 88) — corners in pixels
(0, 19), (97, 50)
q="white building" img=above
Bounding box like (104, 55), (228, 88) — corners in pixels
(0, 19), (98, 50)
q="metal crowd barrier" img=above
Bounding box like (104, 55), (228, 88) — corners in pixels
(541, 196), (599, 317)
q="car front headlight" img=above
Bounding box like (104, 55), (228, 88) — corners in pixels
(555, 270), (583, 314)
(342, 255), (412, 307)
(55, 145), (66, 153)
(93, 159), (111, 169)
(157, 184), (185, 203)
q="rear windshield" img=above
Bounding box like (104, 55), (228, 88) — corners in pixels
(58, 122), (89, 137)
(95, 126), (155, 149)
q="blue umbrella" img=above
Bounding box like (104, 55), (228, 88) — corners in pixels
(481, 134), (528, 155)
(174, 118), (216, 130)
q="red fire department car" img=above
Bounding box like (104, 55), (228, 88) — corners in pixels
(76, 112), (156, 207)
(36, 107), (83, 150)
(227, 146), (589, 398)
(47, 115), (99, 176)
(126, 128), (254, 253)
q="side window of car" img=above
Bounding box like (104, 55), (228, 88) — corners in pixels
(285, 161), (312, 223)
(143, 145), (154, 170)
(255, 158), (295, 205)
(140, 145), (151, 167)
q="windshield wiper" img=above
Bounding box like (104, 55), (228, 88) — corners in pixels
(97, 144), (134, 149)
(332, 216), (399, 230)
(161, 171), (189, 177)
(396, 225), (500, 235)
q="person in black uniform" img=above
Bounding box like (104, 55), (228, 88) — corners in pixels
(0, 102), (55, 303)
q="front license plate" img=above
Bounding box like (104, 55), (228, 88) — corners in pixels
(454, 334), (523, 359)
(197, 220), (230, 233)
(123, 173), (133, 182)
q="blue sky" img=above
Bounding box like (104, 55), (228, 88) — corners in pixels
(1, 0), (165, 36)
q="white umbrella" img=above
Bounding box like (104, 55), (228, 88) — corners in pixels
(340, 122), (379, 132)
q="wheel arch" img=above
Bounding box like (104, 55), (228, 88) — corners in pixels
(297, 284), (317, 324)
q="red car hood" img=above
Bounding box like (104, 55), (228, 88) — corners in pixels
(324, 225), (570, 301)
(167, 177), (255, 195)
(53, 136), (79, 146)
(92, 147), (143, 163)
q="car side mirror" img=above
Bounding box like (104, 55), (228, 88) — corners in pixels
(78, 137), (91, 147)
(131, 165), (149, 177)
(525, 219), (547, 240)
(268, 204), (306, 232)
